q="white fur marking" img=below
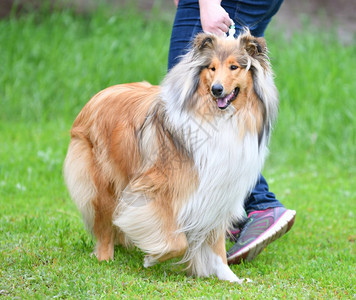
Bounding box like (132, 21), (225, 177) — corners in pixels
(144, 255), (158, 268)
(63, 140), (96, 233)
(113, 186), (170, 257)
(189, 242), (243, 283)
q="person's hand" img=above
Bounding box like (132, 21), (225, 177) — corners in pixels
(199, 0), (232, 36)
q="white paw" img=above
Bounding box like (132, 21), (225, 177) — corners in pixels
(230, 277), (244, 284)
(227, 277), (253, 284)
(143, 255), (158, 268)
(215, 263), (243, 283)
(213, 257), (252, 283)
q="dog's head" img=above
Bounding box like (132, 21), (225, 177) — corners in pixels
(192, 32), (270, 111)
(162, 31), (278, 140)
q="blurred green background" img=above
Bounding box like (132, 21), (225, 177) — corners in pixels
(0, 1), (355, 298)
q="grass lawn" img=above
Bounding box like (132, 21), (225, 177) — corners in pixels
(0, 7), (355, 299)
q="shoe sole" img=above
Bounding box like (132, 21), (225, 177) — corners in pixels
(227, 209), (296, 265)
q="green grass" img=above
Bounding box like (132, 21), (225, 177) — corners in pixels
(0, 7), (355, 299)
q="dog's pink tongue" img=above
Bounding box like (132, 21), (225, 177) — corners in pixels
(217, 90), (234, 108)
(217, 97), (228, 108)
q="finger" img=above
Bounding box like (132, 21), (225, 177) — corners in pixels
(218, 23), (230, 34)
(222, 13), (232, 26)
(216, 28), (227, 37)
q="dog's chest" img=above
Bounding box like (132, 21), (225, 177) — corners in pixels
(195, 120), (262, 197)
(178, 117), (266, 234)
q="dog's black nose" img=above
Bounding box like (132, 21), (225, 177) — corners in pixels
(211, 84), (224, 97)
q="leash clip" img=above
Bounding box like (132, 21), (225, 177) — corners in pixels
(227, 21), (235, 40)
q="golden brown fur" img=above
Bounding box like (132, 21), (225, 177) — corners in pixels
(65, 82), (197, 261)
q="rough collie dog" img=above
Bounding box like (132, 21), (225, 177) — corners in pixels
(63, 31), (278, 283)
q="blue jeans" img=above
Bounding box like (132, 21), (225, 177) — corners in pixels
(168, 0), (284, 214)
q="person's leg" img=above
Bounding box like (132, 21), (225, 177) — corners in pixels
(168, 0), (202, 71)
(245, 174), (283, 213)
(168, 0), (296, 264)
(222, 0), (284, 37)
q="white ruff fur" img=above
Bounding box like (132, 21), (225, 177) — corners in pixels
(63, 140), (96, 233)
(164, 102), (266, 276)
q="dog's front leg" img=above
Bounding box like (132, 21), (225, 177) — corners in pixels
(189, 233), (248, 283)
(209, 233), (244, 283)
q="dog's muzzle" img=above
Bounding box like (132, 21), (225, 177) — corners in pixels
(214, 87), (240, 110)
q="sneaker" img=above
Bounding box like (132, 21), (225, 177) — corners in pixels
(227, 218), (246, 242)
(227, 207), (296, 265)
(228, 227), (241, 242)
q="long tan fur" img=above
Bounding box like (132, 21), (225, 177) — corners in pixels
(63, 31), (278, 282)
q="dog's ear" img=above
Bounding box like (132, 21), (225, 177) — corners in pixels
(193, 33), (216, 51)
(242, 36), (267, 58)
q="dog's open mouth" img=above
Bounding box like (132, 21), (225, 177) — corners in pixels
(216, 87), (240, 110)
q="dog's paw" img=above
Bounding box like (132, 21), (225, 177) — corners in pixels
(237, 278), (252, 284)
(143, 255), (158, 268)
(228, 277), (252, 284)
(90, 250), (113, 262)
(235, 277), (253, 284)
(229, 277), (244, 284)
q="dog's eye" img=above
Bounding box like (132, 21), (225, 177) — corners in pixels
(230, 65), (238, 70)
(210, 67), (216, 71)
